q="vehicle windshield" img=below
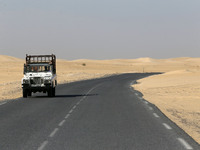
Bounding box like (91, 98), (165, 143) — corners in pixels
(27, 65), (52, 73)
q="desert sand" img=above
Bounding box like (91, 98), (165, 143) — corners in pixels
(0, 55), (200, 143)
(133, 69), (200, 144)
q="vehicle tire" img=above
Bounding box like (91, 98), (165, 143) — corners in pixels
(23, 89), (27, 98)
(28, 91), (32, 97)
(48, 88), (52, 97)
(52, 87), (55, 97)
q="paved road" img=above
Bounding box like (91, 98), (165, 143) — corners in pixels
(0, 73), (199, 150)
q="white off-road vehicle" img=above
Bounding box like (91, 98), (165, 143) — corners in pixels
(21, 54), (57, 98)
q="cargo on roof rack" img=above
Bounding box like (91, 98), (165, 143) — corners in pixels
(26, 54), (56, 64)
(25, 54), (56, 73)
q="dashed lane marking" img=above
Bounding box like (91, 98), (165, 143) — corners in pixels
(149, 107), (153, 110)
(49, 128), (59, 138)
(37, 83), (103, 150)
(162, 123), (172, 130)
(58, 120), (66, 127)
(72, 105), (76, 109)
(38, 141), (48, 150)
(65, 114), (70, 119)
(177, 138), (193, 149)
(69, 109), (73, 114)
(153, 113), (160, 118)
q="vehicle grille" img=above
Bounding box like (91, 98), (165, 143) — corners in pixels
(30, 77), (44, 85)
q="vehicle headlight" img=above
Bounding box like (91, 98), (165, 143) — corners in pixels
(23, 79), (29, 84)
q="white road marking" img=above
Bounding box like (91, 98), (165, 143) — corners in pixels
(177, 138), (193, 149)
(135, 93), (138, 96)
(66, 84), (101, 119)
(149, 107), (153, 110)
(65, 114), (70, 119)
(58, 120), (66, 127)
(38, 83), (103, 150)
(162, 123), (172, 130)
(77, 83), (101, 103)
(144, 101), (148, 104)
(69, 109), (73, 114)
(38, 141), (48, 150)
(129, 80), (136, 86)
(153, 113), (160, 118)
(49, 128), (59, 137)
(0, 102), (7, 106)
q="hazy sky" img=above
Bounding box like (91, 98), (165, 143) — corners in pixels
(0, 0), (200, 60)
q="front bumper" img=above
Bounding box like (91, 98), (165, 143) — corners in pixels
(22, 83), (51, 92)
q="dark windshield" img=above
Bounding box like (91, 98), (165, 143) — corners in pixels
(27, 65), (51, 72)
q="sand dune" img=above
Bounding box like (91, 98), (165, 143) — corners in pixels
(135, 57), (155, 63)
(0, 55), (23, 62)
(0, 55), (200, 143)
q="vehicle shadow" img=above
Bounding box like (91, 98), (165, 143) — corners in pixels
(55, 94), (98, 98)
(31, 94), (98, 98)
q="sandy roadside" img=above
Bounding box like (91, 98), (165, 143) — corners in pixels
(133, 69), (200, 144)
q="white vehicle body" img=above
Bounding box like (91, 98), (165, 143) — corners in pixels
(22, 54), (57, 98)
(22, 72), (57, 89)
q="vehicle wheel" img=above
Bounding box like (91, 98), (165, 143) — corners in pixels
(52, 87), (55, 97)
(28, 91), (32, 97)
(23, 89), (27, 98)
(48, 88), (52, 97)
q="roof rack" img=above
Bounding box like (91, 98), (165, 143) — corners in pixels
(25, 54), (56, 73)
(26, 54), (56, 64)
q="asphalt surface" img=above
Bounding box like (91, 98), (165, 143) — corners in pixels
(0, 73), (199, 150)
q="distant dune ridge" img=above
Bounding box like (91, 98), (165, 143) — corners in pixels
(0, 55), (200, 144)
